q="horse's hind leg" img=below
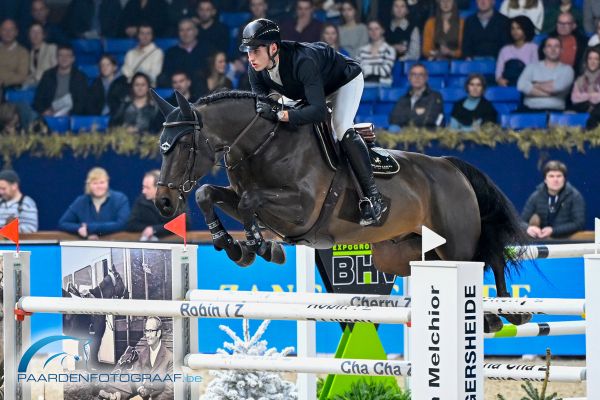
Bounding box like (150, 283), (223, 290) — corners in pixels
(490, 255), (532, 327)
(196, 184), (255, 267)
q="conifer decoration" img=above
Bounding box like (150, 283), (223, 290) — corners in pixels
(201, 320), (298, 400)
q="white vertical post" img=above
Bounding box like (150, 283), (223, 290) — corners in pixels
(584, 254), (600, 399)
(402, 276), (411, 390)
(296, 245), (316, 399)
(410, 260), (484, 400)
(2, 251), (31, 400)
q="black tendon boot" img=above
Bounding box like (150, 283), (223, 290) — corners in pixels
(340, 128), (388, 226)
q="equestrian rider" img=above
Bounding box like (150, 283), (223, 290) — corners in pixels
(239, 18), (387, 226)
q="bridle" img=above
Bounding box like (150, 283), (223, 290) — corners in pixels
(157, 107), (278, 200)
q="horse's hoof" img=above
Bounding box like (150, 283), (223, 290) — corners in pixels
(234, 242), (256, 267)
(484, 314), (504, 333)
(502, 313), (532, 326)
(259, 241), (286, 264)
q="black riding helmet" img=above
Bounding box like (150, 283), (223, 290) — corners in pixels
(239, 18), (281, 52)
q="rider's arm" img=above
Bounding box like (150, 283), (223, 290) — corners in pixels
(287, 59), (327, 127)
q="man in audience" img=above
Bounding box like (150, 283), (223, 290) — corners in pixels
(0, 170), (38, 233)
(279, 0), (323, 42)
(157, 18), (210, 89)
(167, 71), (196, 106)
(23, 0), (67, 45)
(584, 0), (600, 34)
(517, 36), (574, 112)
(62, 0), (122, 39)
(548, 12), (587, 70)
(194, 0), (230, 56)
(0, 19), (29, 90)
(522, 160), (585, 239)
(127, 170), (173, 241)
(462, 0), (511, 60)
(33, 44), (88, 116)
(389, 63), (444, 128)
(121, 24), (163, 85)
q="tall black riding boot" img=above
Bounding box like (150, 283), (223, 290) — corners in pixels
(340, 128), (388, 226)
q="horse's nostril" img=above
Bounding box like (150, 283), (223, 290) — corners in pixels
(160, 197), (171, 208)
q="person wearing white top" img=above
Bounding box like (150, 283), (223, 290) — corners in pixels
(499, 0), (544, 33)
(121, 24), (163, 85)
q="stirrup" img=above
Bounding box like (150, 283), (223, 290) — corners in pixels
(358, 197), (381, 226)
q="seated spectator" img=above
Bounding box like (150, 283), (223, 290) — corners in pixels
(279, 0), (323, 43)
(58, 167), (130, 239)
(111, 72), (161, 133)
(517, 36), (574, 112)
(357, 20), (396, 86)
(197, 51), (233, 96)
(406, 0), (435, 32)
(168, 0), (202, 36)
(547, 12), (587, 70)
(584, 0), (600, 35)
(167, 71), (196, 105)
(33, 45), (88, 116)
(119, 0), (168, 38)
(449, 74), (498, 130)
(121, 25), (163, 85)
(500, 0), (544, 33)
(521, 160), (585, 239)
(385, 0), (421, 61)
(127, 170), (179, 240)
(542, 0), (582, 34)
(24, 0), (67, 45)
(62, 0), (122, 39)
(462, 0), (511, 60)
(338, 1), (369, 58)
(571, 46), (600, 113)
(496, 16), (538, 86)
(389, 63), (444, 128)
(321, 23), (349, 56)
(0, 170), (38, 233)
(157, 18), (210, 89)
(422, 0), (464, 60)
(0, 19), (29, 90)
(23, 23), (57, 88)
(588, 20), (600, 47)
(194, 0), (230, 56)
(88, 55), (129, 116)
(0, 103), (21, 134)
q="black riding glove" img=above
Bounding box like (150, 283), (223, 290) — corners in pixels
(256, 100), (279, 122)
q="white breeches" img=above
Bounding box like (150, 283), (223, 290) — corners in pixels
(327, 73), (364, 140)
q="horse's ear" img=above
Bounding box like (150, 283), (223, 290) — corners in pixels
(151, 88), (175, 117)
(175, 90), (193, 119)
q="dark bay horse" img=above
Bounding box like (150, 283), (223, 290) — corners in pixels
(152, 90), (530, 332)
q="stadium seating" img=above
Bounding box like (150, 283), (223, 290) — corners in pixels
(103, 38), (136, 55)
(485, 86), (521, 102)
(155, 38), (178, 51)
(501, 113), (547, 130)
(70, 115), (110, 132)
(79, 64), (99, 80)
(548, 113), (589, 128)
(154, 88), (173, 99)
(5, 89), (35, 105)
(72, 39), (102, 65)
(403, 60), (449, 76)
(440, 87), (465, 103)
(44, 116), (70, 133)
(355, 113), (389, 129)
(450, 60), (495, 76)
(220, 12), (250, 28)
(379, 87), (407, 103)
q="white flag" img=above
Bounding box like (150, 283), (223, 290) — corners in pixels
(421, 225), (446, 260)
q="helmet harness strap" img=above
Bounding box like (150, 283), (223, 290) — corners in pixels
(266, 43), (279, 71)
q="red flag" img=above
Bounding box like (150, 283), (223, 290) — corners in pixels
(0, 218), (19, 252)
(164, 213), (187, 246)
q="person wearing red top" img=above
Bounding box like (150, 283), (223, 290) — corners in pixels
(550, 11), (587, 69)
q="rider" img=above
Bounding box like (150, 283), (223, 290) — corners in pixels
(239, 18), (387, 226)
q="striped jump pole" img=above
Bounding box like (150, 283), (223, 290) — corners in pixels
(483, 363), (586, 382)
(186, 289), (411, 308)
(482, 297), (585, 316)
(511, 243), (600, 260)
(184, 354), (412, 377)
(16, 296), (411, 324)
(484, 320), (586, 339)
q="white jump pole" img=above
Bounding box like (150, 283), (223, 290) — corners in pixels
(409, 260), (484, 399)
(185, 354), (412, 376)
(483, 363), (586, 382)
(296, 245), (316, 400)
(16, 296), (411, 324)
(584, 254), (600, 399)
(512, 243), (600, 260)
(481, 298), (585, 316)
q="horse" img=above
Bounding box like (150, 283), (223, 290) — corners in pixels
(151, 90), (531, 333)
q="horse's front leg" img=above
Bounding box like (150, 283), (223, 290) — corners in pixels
(238, 190), (286, 264)
(195, 184), (256, 267)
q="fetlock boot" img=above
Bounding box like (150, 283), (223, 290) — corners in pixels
(340, 128), (388, 226)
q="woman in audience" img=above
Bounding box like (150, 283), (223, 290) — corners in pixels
(571, 46), (600, 113)
(110, 72), (161, 133)
(450, 74), (498, 131)
(321, 23), (349, 56)
(496, 16), (538, 86)
(196, 51), (233, 97)
(58, 167), (130, 239)
(88, 55), (129, 116)
(23, 23), (56, 88)
(386, 0), (421, 61)
(357, 20), (396, 86)
(422, 0), (464, 60)
(338, 1), (369, 58)
(499, 0), (544, 33)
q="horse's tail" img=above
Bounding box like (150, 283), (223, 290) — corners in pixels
(443, 156), (530, 271)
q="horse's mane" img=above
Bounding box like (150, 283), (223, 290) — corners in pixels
(194, 90), (275, 107)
